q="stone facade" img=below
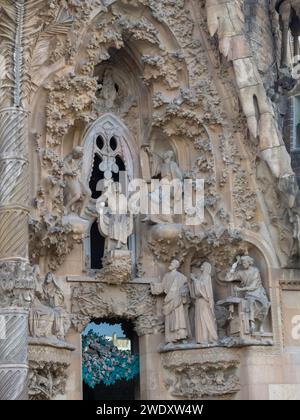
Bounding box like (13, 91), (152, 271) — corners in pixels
(0, 0), (300, 400)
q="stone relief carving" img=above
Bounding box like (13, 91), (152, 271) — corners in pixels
(1, 0), (298, 402)
(142, 148), (183, 225)
(162, 348), (240, 399)
(63, 146), (91, 216)
(165, 362), (239, 399)
(30, 144), (90, 271)
(28, 361), (68, 400)
(29, 271), (71, 345)
(71, 282), (163, 336)
(0, 261), (36, 309)
(45, 75), (97, 147)
(28, 343), (73, 400)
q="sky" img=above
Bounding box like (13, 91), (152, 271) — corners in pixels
(83, 322), (125, 338)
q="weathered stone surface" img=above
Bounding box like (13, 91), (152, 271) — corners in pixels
(0, 0), (299, 400)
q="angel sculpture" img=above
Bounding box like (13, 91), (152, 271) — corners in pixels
(96, 181), (133, 252)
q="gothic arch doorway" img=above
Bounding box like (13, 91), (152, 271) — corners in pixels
(82, 318), (140, 401)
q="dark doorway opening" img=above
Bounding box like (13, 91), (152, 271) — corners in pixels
(82, 318), (140, 401)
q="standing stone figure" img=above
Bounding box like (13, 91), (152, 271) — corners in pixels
(97, 181), (133, 251)
(225, 256), (270, 333)
(151, 259), (190, 344)
(142, 147), (183, 224)
(190, 262), (218, 344)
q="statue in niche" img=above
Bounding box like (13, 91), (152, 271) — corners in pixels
(278, 173), (300, 261)
(223, 256), (270, 334)
(97, 181), (133, 252)
(99, 69), (118, 109)
(29, 269), (70, 342)
(63, 146), (90, 216)
(151, 259), (190, 344)
(190, 262), (218, 345)
(141, 147), (183, 224)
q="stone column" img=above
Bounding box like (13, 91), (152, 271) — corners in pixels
(0, 1), (33, 400)
(0, 109), (31, 400)
(279, 1), (292, 68)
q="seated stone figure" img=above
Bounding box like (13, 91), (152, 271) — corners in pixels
(29, 270), (70, 342)
(224, 256), (270, 334)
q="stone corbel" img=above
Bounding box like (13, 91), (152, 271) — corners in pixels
(162, 347), (240, 399)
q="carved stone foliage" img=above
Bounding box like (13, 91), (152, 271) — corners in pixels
(162, 348), (240, 399)
(45, 75), (97, 147)
(71, 282), (163, 336)
(97, 251), (133, 285)
(28, 344), (73, 400)
(257, 163), (300, 267)
(29, 360), (68, 400)
(148, 224), (246, 272)
(30, 143), (90, 271)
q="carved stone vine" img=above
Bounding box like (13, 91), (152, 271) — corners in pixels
(45, 75), (97, 147)
(162, 348), (240, 399)
(71, 282), (163, 336)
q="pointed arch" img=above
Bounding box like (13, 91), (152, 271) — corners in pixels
(82, 113), (140, 192)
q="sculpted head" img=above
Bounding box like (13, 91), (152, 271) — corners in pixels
(72, 146), (83, 159)
(240, 256), (254, 269)
(168, 259), (180, 271)
(45, 272), (55, 284)
(163, 150), (175, 162)
(201, 262), (212, 274)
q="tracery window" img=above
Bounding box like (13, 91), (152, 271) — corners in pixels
(82, 115), (135, 270)
(89, 134), (126, 199)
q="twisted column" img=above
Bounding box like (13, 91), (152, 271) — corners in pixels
(0, 1), (32, 400)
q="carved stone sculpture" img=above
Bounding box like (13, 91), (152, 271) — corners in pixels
(221, 256), (271, 335)
(142, 148), (183, 224)
(97, 181), (133, 252)
(151, 259), (190, 344)
(162, 348), (240, 399)
(63, 146), (90, 216)
(29, 271), (70, 343)
(278, 173), (300, 262)
(190, 262), (218, 345)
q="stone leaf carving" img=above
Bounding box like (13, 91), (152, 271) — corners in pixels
(97, 251), (133, 285)
(71, 282), (163, 336)
(28, 343), (73, 400)
(30, 145), (89, 271)
(45, 74), (97, 146)
(29, 360), (69, 400)
(162, 348), (240, 399)
(29, 212), (83, 272)
(165, 362), (239, 399)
